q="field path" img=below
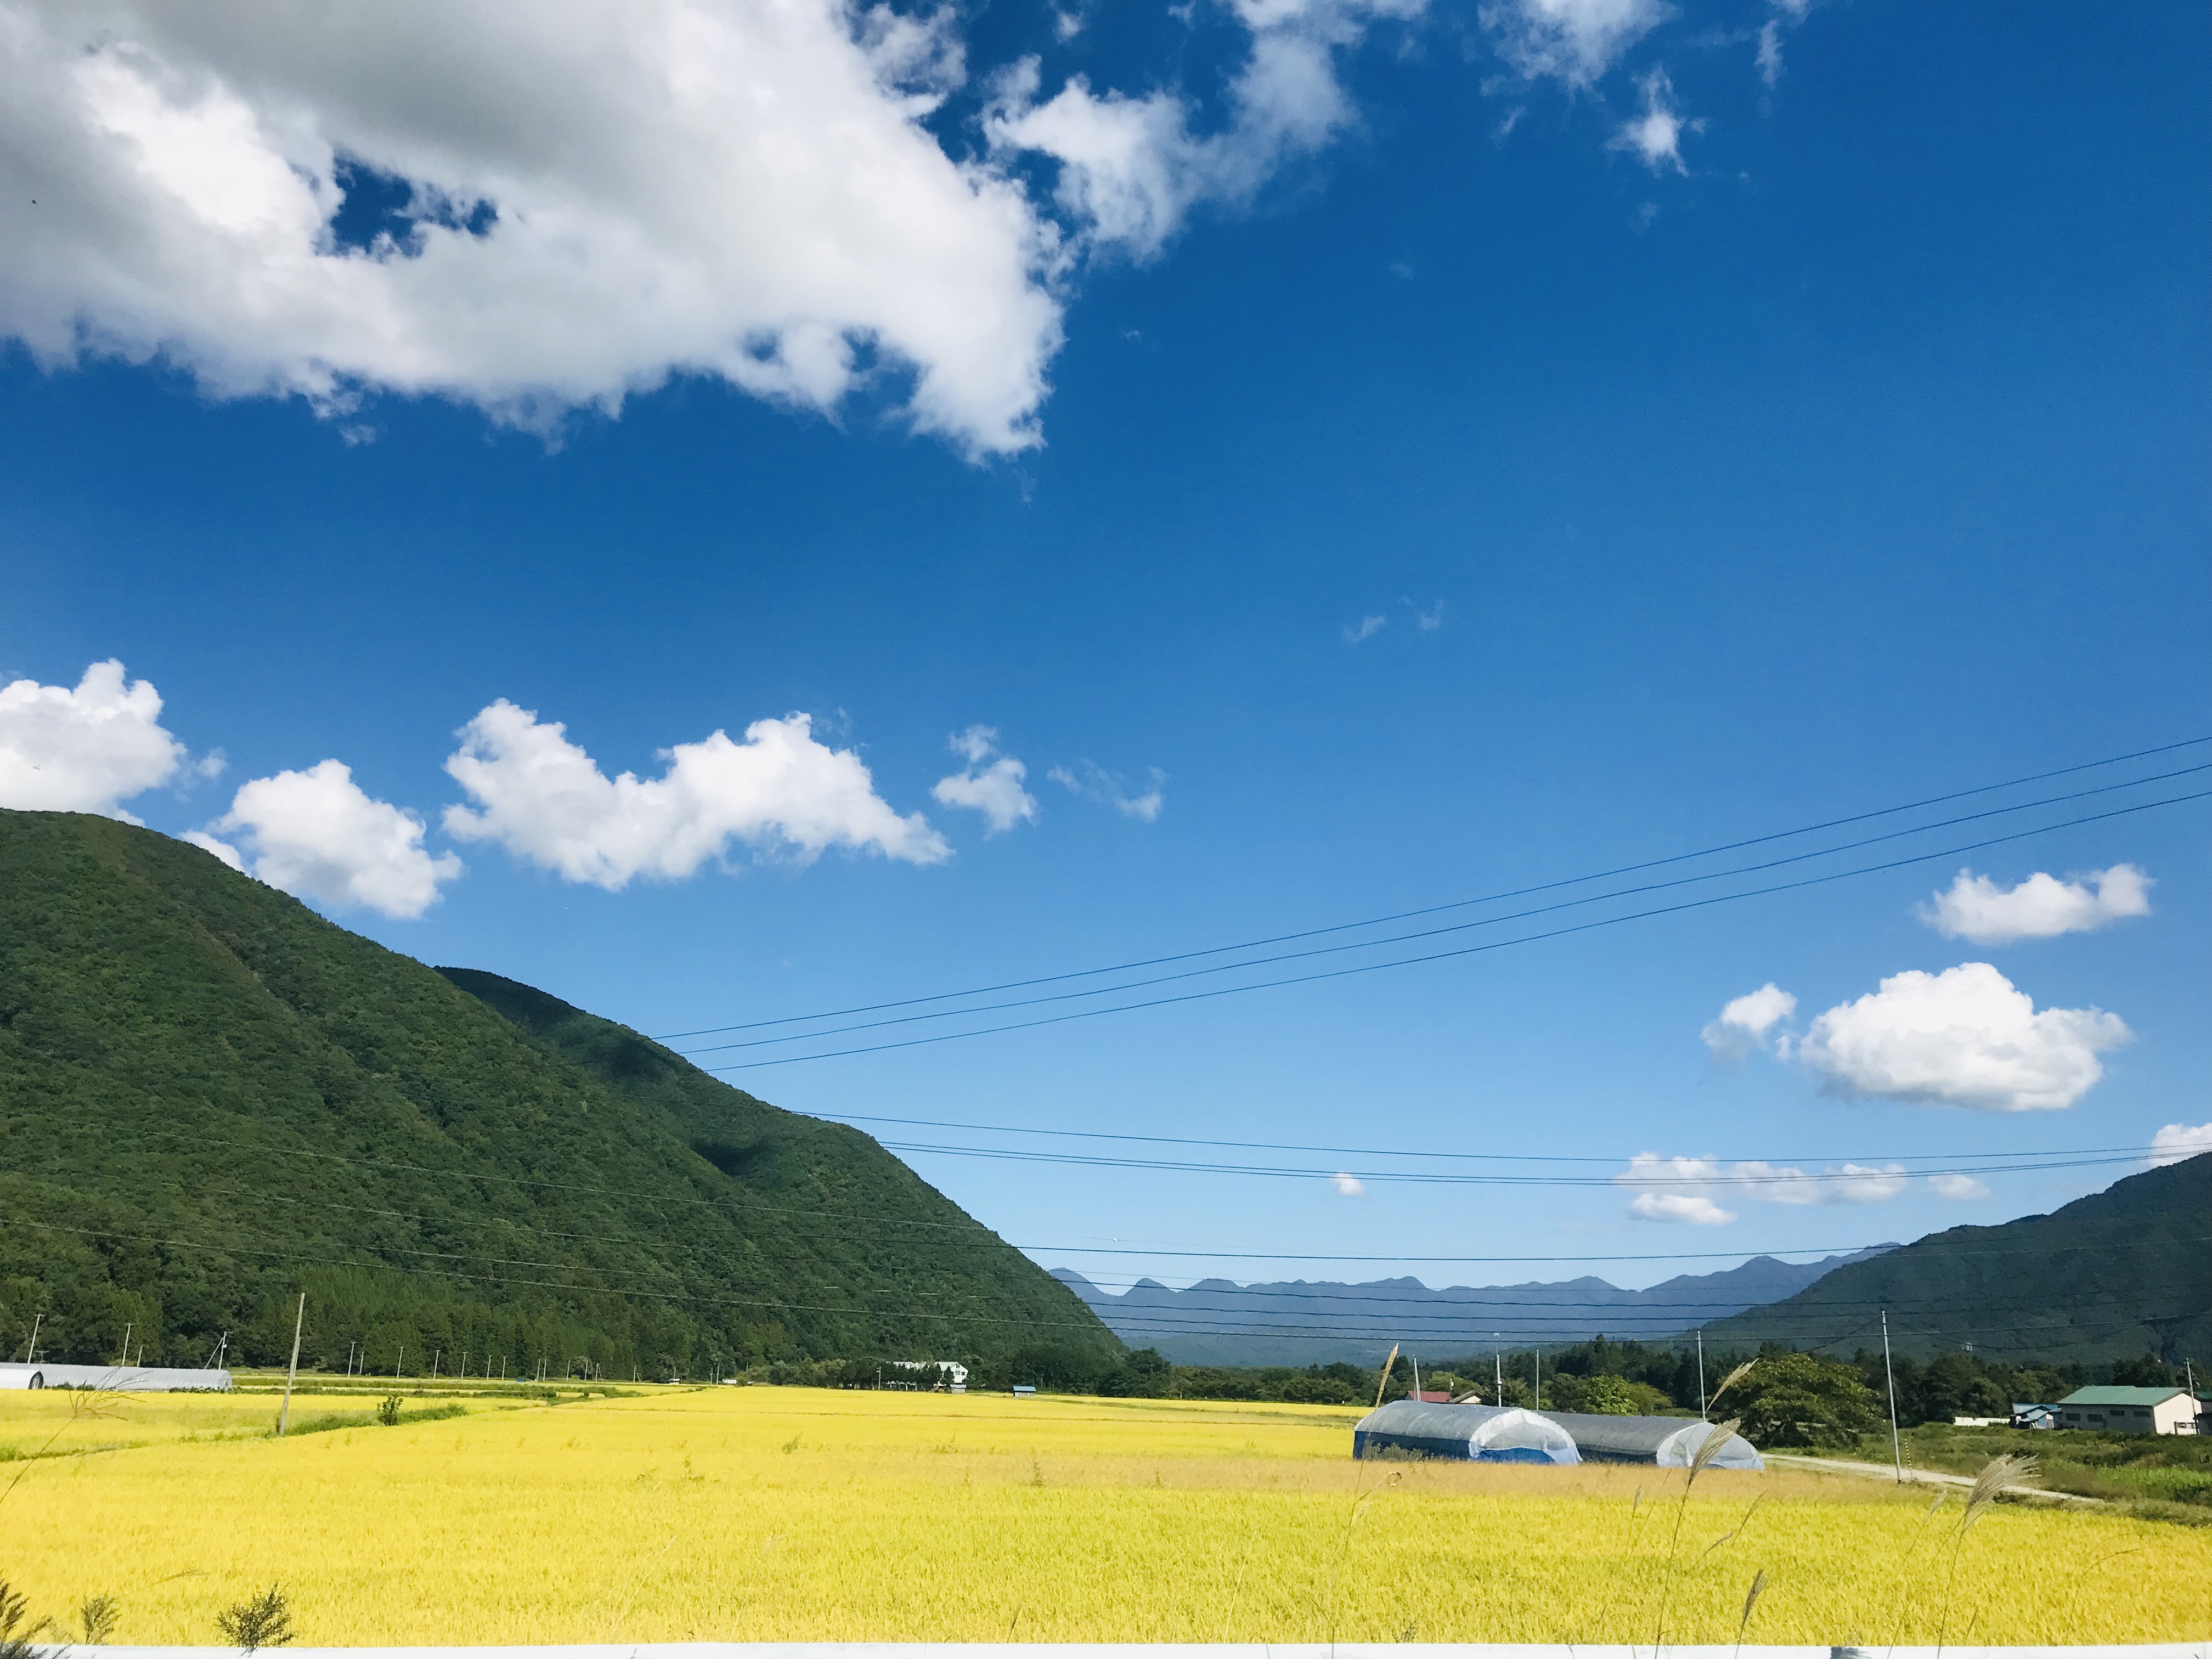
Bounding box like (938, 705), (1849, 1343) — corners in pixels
(1766, 1452), (2101, 1505)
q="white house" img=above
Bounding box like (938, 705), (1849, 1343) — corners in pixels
(2054, 1385), (2200, 1435)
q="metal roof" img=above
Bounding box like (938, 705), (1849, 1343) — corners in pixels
(2057, 1386), (2194, 1407)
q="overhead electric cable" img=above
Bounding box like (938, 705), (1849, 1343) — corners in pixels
(804, 1113), (2170, 1170)
(656, 733), (2210, 1041)
(864, 1142), (2145, 1188)
(675, 762), (2211, 1058)
(706, 786), (2212, 1069)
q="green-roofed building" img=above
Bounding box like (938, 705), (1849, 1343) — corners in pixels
(2055, 1386), (2203, 1436)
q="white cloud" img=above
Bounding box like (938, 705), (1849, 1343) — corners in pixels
(1929, 1173), (1990, 1200)
(1404, 597), (1444, 631)
(1048, 759), (1165, 822)
(1700, 980), (1797, 1063)
(1330, 1171), (1366, 1197)
(1918, 865), (2153, 945)
(1754, 20), (1784, 86)
(1481, 0), (1668, 88)
(0, 0), (1062, 456)
(1619, 1152), (1908, 1224)
(2149, 1123), (2212, 1169)
(0, 659), (198, 820)
(1756, 0), (1811, 88)
(1611, 66), (1699, 173)
(985, 0), (1424, 261)
(1796, 962), (2131, 1112)
(204, 759), (461, 918)
(1344, 614), (1387, 644)
(931, 725), (1039, 836)
(1629, 1192), (1735, 1226)
(181, 828), (245, 871)
(443, 698), (947, 888)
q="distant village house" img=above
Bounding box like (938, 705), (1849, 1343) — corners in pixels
(2053, 1386), (2202, 1435)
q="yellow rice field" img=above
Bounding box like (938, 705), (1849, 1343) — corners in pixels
(4, 1383), (2208, 1646)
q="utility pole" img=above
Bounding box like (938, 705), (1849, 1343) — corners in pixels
(119, 1322), (132, 1367)
(21, 1313), (39, 1363)
(1881, 1310), (1903, 1484)
(278, 1295), (306, 1436)
(431, 1349), (441, 1382)
(1533, 1346), (1542, 1412)
(396, 1345), (404, 1381)
(1697, 1330), (1708, 1421)
(1494, 1351), (1503, 1403)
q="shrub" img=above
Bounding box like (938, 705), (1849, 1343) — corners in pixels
(1, 1578), (54, 1659)
(375, 1396), (402, 1426)
(80, 1594), (121, 1644)
(216, 1586), (294, 1654)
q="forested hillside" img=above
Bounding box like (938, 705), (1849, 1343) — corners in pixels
(0, 811), (1118, 1377)
(1695, 1152), (2212, 1364)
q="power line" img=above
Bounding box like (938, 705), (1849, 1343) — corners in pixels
(657, 733), (2211, 1041)
(707, 787), (2212, 1069)
(866, 1141), (2147, 1188)
(803, 1111), (2172, 1170)
(674, 762), (2210, 1058)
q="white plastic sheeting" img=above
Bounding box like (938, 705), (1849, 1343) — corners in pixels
(1352, 1400), (1581, 1464)
(0, 1363), (233, 1391)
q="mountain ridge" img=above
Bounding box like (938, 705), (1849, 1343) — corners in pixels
(0, 810), (1117, 1375)
(1053, 1247), (1895, 1365)
(1692, 1153), (2212, 1363)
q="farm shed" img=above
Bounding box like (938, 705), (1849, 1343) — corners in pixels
(1352, 1400), (1579, 1463)
(1543, 1410), (1764, 1470)
(0, 1363), (232, 1392)
(2055, 1386), (2201, 1435)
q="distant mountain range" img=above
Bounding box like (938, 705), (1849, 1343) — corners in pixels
(1053, 1247), (1896, 1365)
(1694, 1151), (2211, 1364)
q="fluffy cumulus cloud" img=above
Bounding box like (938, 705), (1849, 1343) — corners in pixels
(0, 0), (1062, 455)
(1619, 1152), (1912, 1225)
(1918, 866), (2153, 945)
(985, 0), (1425, 261)
(191, 759), (461, 917)
(1480, 0), (1667, 88)
(2148, 1123), (2212, 1169)
(442, 699), (947, 888)
(931, 725), (1039, 835)
(1330, 1171), (1366, 1197)
(1700, 981), (1797, 1063)
(0, 659), (206, 819)
(1048, 759), (1165, 822)
(1795, 962), (2131, 1112)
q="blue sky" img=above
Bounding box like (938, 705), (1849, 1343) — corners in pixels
(2, 0), (2205, 1307)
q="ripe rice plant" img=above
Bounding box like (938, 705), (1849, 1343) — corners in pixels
(0, 1384), (2204, 1645)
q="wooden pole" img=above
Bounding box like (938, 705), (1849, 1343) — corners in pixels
(21, 1312), (39, 1363)
(278, 1294), (305, 1436)
(1881, 1310), (1903, 1483)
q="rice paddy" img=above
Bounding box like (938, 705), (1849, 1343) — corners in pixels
(5, 1381), (2208, 1646)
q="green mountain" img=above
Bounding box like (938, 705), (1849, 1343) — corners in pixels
(1694, 1152), (2212, 1364)
(0, 810), (1118, 1378)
